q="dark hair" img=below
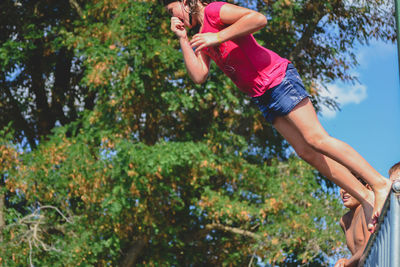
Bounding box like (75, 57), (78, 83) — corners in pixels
(161, 0), (214, 27)
(357, 176), (368, 186)
(389, 161), (400, 177)
(161, 0), (214, 14)
(161, 0), (178, 5)
(351, 172), (368, 186)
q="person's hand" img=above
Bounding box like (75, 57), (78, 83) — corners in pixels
(334, 258), (348, 267)
(190, 32), (220, 53)
(170, 17), (187, 39)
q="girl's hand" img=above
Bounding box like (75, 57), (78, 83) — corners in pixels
(190, 32), (220, 53)
(170, 17), (187, 39)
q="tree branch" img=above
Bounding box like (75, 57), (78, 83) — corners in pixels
(289, 4), (327, 62)
(0, 192), (5, 242)
(69, 0), (83, 18)
(205, 223), (260, 240)
(6, 204), (73, 266)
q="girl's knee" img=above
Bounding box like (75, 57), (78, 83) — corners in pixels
(304, 132), (331, 151)
(294, 145), (318, 163)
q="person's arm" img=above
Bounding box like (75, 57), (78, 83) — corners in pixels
(190, 3), (267, 53)
(343, 247), (365, 267)
(170, 17), (211, 84)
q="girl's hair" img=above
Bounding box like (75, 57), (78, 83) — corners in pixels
(161, 0), (214, 26)
(161, 0), (214, 15)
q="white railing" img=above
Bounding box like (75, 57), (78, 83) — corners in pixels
(359, 179), (400, 267)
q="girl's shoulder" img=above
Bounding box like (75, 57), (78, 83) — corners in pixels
(203, 1), (227, 27)
(204, 1), (227, 14)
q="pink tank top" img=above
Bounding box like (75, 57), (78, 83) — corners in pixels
(201, 2), (290, 97)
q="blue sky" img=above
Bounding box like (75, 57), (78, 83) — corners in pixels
(318, 40), (400, 177)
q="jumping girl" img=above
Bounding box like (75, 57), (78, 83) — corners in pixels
(162, 0), (391, 232)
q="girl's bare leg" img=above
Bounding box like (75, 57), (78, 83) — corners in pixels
(274, 98), (391, 231)
(273, 115), (374, 229)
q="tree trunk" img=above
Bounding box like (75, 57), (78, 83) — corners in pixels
(120, 237), (148, 267)
(0, 192), (5, 242)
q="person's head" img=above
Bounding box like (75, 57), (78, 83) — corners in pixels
(389, 161), (400, 182)
(340, 177), (371, 210)
(162, 0), (213, 28)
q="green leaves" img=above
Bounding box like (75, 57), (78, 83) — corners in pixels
(2, 0), (390, 265)
(0, 124), (346, 265)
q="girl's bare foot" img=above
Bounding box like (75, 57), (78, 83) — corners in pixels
(368, 179), (392, 233)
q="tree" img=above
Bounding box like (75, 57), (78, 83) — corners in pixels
(0, 0), (92, 147)
(0, 125), (345, 266)
(0, 0), (395, 265)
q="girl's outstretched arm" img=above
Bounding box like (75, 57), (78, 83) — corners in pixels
(170, 17), (211, 84)
(190, 3), (267, 53)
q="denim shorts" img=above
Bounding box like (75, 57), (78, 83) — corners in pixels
(251, 64), (310, 124)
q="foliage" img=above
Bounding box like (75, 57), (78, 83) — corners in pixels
(0, 0), (394, 265)
(1, 124), (345, 266)
(0, 0), (86, 146)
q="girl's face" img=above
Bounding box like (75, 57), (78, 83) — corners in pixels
(166, 1), (193, 28)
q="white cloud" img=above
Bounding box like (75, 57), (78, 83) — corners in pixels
(357, 41), (396, 68)
(319, 80), (367, 119)
(319, 40), (396, 119)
